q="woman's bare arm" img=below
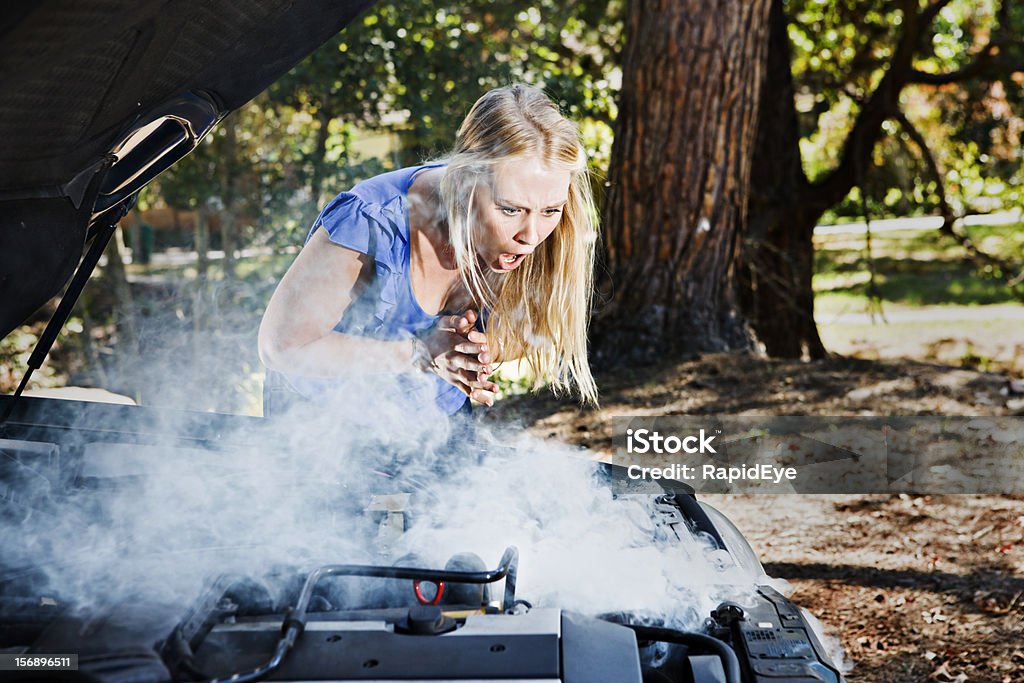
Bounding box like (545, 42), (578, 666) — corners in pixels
(258, 228), (415, 375)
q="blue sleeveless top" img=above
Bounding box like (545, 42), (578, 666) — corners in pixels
(281, 163), (468, 415)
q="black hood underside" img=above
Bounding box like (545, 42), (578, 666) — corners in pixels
(0, 0), (375, 339)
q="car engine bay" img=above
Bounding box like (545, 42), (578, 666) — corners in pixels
(0, 396), (845, 683)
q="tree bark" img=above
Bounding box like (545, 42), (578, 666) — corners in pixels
(738, 0), (826, 359)
(309, 106), (333, 220)
(128, 210), (142, 265)
(592, 0), (771, 365)
(220, 211), (237, 279)
(195, 205), (210, 278)
(103, 223), (139, 359)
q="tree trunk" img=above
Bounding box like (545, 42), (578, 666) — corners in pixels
(219, 116), (239, 280)
(195, 206), (210, 278)
(103, 223), (139, 358)
(592, 0), (771, 365)
(220, 211), (237, 279)
(78, 289), (108, 388)
(739, 0), (947, 359)
(101, 223), (142, 401)
(308, 106), (332, 221)
(738, 0), (826, 359)
(128, 210), (142, 265)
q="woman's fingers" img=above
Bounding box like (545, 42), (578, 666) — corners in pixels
(439, 314), (462, 332)
(422, 312), (496, 406)
(454, 365), (496, 389)
(442, 310), (487, 350)
(470, 388), (495, 407)
(451, 310), (476, 335)
(438, 312), (474, 333)
(465, 374), (495, 406)
(475, 376), (499, 393)
(448, 351), (490, 374)
(443, 362), (496, 406)
(453, 339), (486, 355)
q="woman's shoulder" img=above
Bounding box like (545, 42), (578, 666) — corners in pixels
(347, 166), (414, 205)
(349, 163), (445, 206)
(310, 165), (440, 267)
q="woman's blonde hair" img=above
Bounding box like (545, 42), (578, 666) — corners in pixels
(438, 84), (598, 406)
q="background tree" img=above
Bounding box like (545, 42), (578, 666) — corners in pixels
(591, 0), (772, 364)
(740, 0), (1023, 358)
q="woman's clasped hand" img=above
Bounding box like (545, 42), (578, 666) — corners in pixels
(416, 309), (499, 407)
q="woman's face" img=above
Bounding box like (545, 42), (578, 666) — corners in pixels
(471, 157), (571, 273)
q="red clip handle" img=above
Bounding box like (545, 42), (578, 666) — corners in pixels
(413, 580), (445, 606)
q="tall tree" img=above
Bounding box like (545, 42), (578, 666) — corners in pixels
(740, 0), (1023, 357)
(739, 0), (825, 358)
(592, 0), (772, 364)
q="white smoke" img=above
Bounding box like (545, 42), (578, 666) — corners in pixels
(2, 381), (443, 609)
(2, 395), (758, 634)
(396, 431), (759, 629)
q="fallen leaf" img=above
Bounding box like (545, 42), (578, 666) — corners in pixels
(927, 661), (968, 682)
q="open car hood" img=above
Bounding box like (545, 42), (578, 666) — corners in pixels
(0, 0), (375, 340)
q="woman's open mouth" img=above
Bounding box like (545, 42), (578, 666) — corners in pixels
(497, 252), (525, 271)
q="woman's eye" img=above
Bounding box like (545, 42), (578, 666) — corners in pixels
(543, 208), (563, 217)
(500, 207), (520, 216)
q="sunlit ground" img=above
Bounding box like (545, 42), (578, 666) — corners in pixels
(814, 223), (1024, 374)
(819, 312), (1024, 375)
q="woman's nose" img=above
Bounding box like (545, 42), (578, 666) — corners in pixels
(515, 215), (539, 245)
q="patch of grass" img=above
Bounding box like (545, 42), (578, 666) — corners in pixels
(489, 360), (541, 403)
(813, 223), (1023, 307)
(815, 256), (1016, 306)
(965, 223), (1024, 255)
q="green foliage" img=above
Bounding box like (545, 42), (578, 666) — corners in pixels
(277, 0), (624, 200)
(787, 0), (1023, 221)
(145, 1), (623, 253)
(76, 2), (623, 410)
(130, 1), (1023, 263)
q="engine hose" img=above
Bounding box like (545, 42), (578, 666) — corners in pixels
(624, 624), (743, 683)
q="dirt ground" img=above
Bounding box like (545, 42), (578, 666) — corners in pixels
(486, 353), (1024, 683)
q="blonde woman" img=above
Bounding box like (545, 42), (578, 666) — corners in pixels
(259, 84), (598, 420)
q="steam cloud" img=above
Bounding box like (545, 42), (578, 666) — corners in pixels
(2, 384), (762, 638)
(396, 431), (759, 628)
